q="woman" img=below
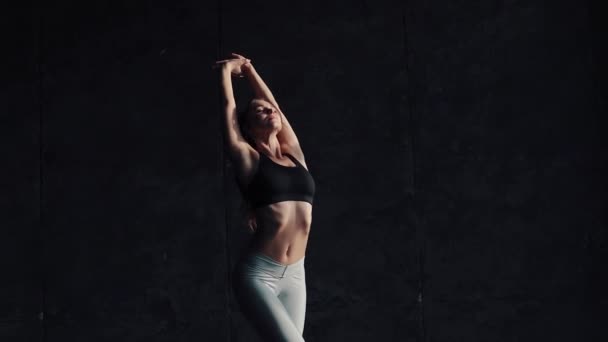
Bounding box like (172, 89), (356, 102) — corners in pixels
(214, 53), (315, 342)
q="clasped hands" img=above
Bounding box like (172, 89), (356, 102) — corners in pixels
(213, 52), (252, 78)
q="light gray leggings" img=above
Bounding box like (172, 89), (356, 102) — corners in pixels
(232, 251), (307, 342)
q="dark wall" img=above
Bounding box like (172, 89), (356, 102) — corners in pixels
(406, 1), (607, 340)
(1, 2), (43, 341)
(1, 0), (605, 341)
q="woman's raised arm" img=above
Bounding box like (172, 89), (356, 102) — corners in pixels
(242, 62), (303, 155)
(216, 60), (256, 176)
(219, 63), (237, 107)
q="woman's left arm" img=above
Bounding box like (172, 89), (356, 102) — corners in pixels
(244, 63), (302, 151)
(243, 64), (279, 109)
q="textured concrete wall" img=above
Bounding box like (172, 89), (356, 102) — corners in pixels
(1, 0), (605, 341)
(406, 1), (607, 340)
(1, 3), (42, 341)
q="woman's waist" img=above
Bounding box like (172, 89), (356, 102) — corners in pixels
(247, 233), (308, 265)
(253, 208), (311, 232)
(252, 222), (309, 248)
(235, 253), (305, 279)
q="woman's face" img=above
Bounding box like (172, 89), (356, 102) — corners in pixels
(248, 99), (281, 132)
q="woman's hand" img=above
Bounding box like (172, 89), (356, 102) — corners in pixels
(231, 53), (253, 74)
(213, 52), (252, 78)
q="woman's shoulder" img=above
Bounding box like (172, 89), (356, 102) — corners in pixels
(282, 144), (308, 170)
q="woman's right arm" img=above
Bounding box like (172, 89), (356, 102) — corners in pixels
(220, 63), (237, 107)
(218, 63), (256, 179)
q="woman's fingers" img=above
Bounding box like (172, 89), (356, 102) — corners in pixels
(211, 56), (250, 70)
(215, 57), (249, 64)
(211, 60), (229, 69)
(231, 53), (251, 63)
(211, 59), (236, 69)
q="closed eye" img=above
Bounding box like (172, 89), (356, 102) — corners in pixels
(258, 108), (273, 114)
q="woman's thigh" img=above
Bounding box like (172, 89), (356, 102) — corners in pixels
(277, 265), (307, 334)
(232, 262), (305, 342)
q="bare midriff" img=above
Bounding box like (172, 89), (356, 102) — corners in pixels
(247, 200), (313, 266)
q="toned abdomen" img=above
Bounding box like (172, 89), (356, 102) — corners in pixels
(248, 201), (313, 265)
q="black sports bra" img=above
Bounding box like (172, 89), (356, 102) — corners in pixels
(240, 152), (316, 209)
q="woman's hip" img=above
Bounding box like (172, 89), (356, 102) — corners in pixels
(233, 251), (306, 291)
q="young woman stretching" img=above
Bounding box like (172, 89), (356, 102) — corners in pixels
(214, 53), (315, 341)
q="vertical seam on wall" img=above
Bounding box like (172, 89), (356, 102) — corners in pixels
(585, 0), (606, 147)
(35, 3), (47, 341)
(402, 4), (427, 342)
(217, 1), (233, 341)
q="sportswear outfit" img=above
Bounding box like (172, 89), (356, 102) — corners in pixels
(233, 152), (315, 341)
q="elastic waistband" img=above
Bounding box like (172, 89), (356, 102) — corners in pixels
(240, 252), (305, 278)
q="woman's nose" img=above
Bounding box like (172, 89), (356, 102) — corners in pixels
(263, 108), (273, 114)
